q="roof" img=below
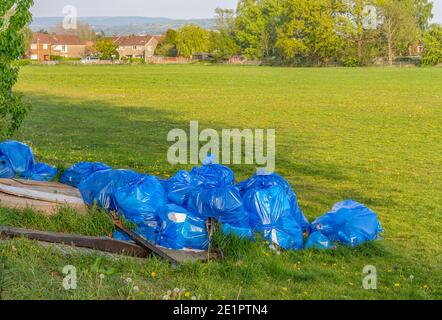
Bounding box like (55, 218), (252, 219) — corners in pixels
(32, 33), (84, 45)
(113, 35), (154, 46)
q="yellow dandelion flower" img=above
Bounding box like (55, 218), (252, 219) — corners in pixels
(151, 271), (157, 278)
(394, 283), (400, 287)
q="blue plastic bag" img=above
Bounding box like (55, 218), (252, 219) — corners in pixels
(221, 223), (254, 240)
(0, 156), (14, 178)
(189, 163), (235, 187)
(61, 162), (112, 187)
(113, 175), (167, 242)
(156, 204), (209, 250)
(187, 184), (250, 227)
(29, 162), (59, 181)
(243, 185), (304, 250)
(0, 141), (57, 181)
(237, 171), (310, 232)
(311, 200), (383, 247)
(304, 231), (334, 250)
(0, 141), (34, 176)
(161, 170), (202, 207)
(78, 169), (142, 210)
(186, 162), (250, 228)
(163, 160), (250, 229)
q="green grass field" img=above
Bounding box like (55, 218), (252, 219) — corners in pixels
(0, 64), (441, 299)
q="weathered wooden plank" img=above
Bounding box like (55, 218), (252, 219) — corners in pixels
(0, 178), (82, 197)
(0, 178), (79, 190)
(0, 226), (148, 257)
(0, 178), (88, 215)
(113, 220), (179, 266)
(0, 184), (85, 205)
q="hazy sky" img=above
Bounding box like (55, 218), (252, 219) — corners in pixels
(31, 0), (442, 22)
(31, 0), (238, 19)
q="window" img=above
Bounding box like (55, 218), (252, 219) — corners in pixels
(43, 44), (48, 50)
(30, 54), (38, 60)
(147, 46), (152, 52)
(31, 44), (37, 50)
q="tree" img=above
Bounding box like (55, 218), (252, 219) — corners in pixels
(341, 0), (382, 65)
(302, 0), (348, 65)
(422, 24), (442, 65)
(21, 25), (32, 55)
(377, 0), (419, 65)
(0, 0), (33, 138)
(175, 25), (210, 58)
(234, 0), (268, 59)
(413, 0), (433, 32)
(214, 8), (236, 32)
(209, 31), (240, 60)
(164, 29), (178, 44)
(230, 0), (433, 66)
(273, 0), (308, 62)
(155, 29), (178, 57)
(94, 39), (118, 60)
(274, 0), (350, 66)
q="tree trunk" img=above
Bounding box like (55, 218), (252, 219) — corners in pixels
(387, 20), (394, 66)
(357, 36), (363, 63)
(388, 38), (393, 66)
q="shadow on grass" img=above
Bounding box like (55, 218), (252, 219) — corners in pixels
(16, 92), (381, 199)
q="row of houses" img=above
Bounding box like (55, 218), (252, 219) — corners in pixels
(28, 33), (159, 62)
(29, 33), (86, 61)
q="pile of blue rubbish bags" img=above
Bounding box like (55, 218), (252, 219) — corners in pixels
(0, 141), (384, 251)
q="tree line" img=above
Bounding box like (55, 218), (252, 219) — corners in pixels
(157, 0), (442, 66)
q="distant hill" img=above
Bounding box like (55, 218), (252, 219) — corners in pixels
(30, 16), (216, 36)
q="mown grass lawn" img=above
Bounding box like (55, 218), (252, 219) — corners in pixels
(0, 64), (441, 299)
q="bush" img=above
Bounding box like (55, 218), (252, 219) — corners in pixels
(422, 24), (442, 66)
(12, 59), (31, 67)
(50, 55), (64, 61)
(342, 56), (360, 67)
(50, 56), (80, 61)
(129, 58), (145, 64)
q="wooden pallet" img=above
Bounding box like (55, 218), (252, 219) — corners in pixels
(0, 178), (88, 215)
(0, 226), (220, 264)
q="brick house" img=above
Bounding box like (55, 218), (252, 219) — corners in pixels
(113, 35), (159, 61)
(29, 33), (86, 61)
